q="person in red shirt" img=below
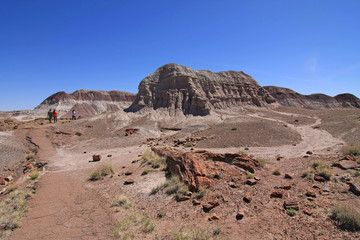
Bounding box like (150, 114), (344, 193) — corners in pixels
(52, 109), (58, 123)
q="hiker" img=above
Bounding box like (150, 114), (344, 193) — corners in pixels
(72, 110), (76, 120)
(48, 109), (52, 123)
(53, 109), (58, 123)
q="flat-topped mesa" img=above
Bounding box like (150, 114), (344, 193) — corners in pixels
(126, 63), (276, 116)
(264, 86), (360, 109)
(34, 89), (136, 118)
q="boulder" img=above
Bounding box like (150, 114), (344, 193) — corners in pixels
(349, 182), (360, 196)
(92, 154), (101, 161)
(335, 160), (358, 170)
(192, 200), (201, 205)
(270, 190), (284, 198)
(203, 200), (220, 212)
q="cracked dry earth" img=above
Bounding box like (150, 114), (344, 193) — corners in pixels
(10, 126), (115, 240)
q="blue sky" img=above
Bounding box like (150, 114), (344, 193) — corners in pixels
(1, 0), (359, 111)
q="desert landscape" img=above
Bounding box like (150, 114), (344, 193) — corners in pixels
(0, 63), (360, 240)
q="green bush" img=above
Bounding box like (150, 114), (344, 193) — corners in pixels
(332, 204), (360, 231)
(89, 165), (115, 181)
(25, 152), (35, 160)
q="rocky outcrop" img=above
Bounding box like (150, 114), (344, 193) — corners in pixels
(126, 63), (276, 116)
(151, 147), (260, 191)
(264, 86), (360, 109)
(34, 89), (136, 118)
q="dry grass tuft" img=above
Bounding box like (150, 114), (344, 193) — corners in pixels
(342, 143), (360, 156)
(332, 204), (360, 231)
(313, 160), (332, 180)
(25, 152), (35, 161)
(89, 164), (115, 181)
(29, 169), (39, 180)
(142, 151), (167, 171)
(111, 195), (133, 209)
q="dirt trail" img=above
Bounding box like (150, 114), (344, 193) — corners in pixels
(10, 125), (116, 240)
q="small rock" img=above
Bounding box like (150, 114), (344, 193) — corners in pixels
(303, 210), (312, 216)
(92, 154), (101, 161)
(4, 176), (13, 182)
(203, 200), (220, 212)
(254, 176), (261, 181)
(312, 185), (321, 189)
(75, 132), (82, 136)
(349, 182), (360, 196)
(270, 190), (284, 198)
(276, 155), (284, 161)
(83, 152), (87, 154)
(107, 155), (112, 157)
(244, 147), (249, 150)
(236, 208), (245, 220)
(282, 185), (291, 190)
(323, 186), (330, 192)
(176, 196), (191, 202)
(306, 151), (313, 155)
(0, 178), (6, 185)
(314, 174), (325, 182)
(124, 179), (135, 185)
(208, 213), (221, 221)
(284, 200), (299, 211)
(229, 182), (238, 188)
(124, 171), (133, 176)
(246, 179), (257, 186)
(284, 174), (293, 179)
(192, 200), (201, 205)
(243, 192), (252, 202)
(306, 189), (316, 198)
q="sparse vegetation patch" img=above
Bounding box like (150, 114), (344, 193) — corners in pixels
(25, 152), (35, 160)
(111, 195), (133, 209)
(142, 151), (167, 171)
(114, 214), (155, 238)
(332, 204), (360, 231)
(89, 164), (115, 181)
(343, 143), (360, 156)
(313, 160), (332, 180)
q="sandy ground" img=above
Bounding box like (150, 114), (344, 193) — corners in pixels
(0, 107), (359, 239)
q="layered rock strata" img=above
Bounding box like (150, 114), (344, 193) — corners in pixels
(34, 89), (136, 118)
(126, 63), (276, 116)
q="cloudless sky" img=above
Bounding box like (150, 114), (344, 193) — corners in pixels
(1, 0), (359, 110)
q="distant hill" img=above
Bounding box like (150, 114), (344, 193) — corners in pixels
(263, 86), (360, 109)
(34, 89), (136, 118)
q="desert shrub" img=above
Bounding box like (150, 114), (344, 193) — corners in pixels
(142, 151), (166, 170)
(142, 217), (155, 233)
(238, 150), (248, 156)
(301, 168), (314, 179)
(89, 164), (115, 181)
(273, 168), (282, 176)
(0, 190), (30, 238)
(231, 126), (237, 131)
(213, 226), (221, 236)
(25, 152), (35, 160)
(29, 169), (39, 180)
(184, 142), (195, 148)
(343, 143), (360, 156)
(150, 176), (189, 198)
(287, 209), (296, 217)
(7, 184), (18, 193)
(247, 172), (255, 179)
(193, 186), (207, 199)
(332, 204), (360, 231)
(114, 215), (155, 237)
(157, 209), (167, 218)
(111, 195), (133, 209)
(313, 160), (332, 180)
(257, 158), (267, 167)
(173, 228), (220, 240)
(354, 171), (360, 177)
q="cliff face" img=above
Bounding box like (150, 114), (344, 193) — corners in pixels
(126, 63), (276, 116)
(34, 89), (136, 117)
(264, 86), (360, 109)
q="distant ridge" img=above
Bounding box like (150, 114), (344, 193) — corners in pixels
(34, 89), (136, 117)
(264, 86), (360, 109)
